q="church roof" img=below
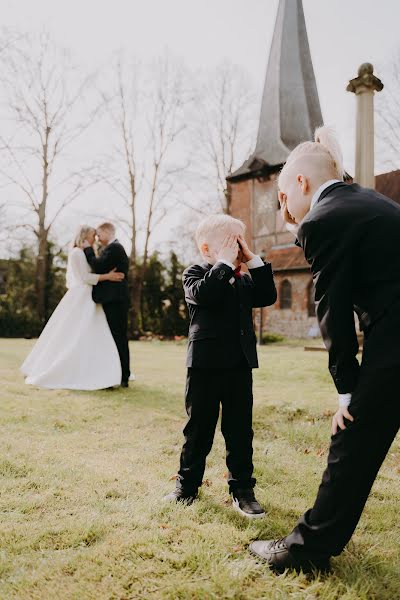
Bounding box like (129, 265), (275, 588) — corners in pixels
(269, 244), (309, 272)
(228, 0), (323, 181)
(375, 170), (400, 204)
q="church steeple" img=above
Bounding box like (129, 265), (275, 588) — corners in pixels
(229, 0), (323, 180)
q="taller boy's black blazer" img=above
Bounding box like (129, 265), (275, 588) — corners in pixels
(183, 260), (277, 369)
(297, 181), (400, 394)
(84, 241), (129, 304)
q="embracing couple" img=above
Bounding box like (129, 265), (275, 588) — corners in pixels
(21, 222), (132, 390)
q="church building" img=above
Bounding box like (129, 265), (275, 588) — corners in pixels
(227, 0), (400, 338)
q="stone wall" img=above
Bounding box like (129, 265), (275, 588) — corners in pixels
(230, 175), (320, 338)
(229, 179), (253, 241)
(264, 271), (319, 338)
(229, 175), (294, 254)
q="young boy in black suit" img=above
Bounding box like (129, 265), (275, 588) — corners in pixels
(164, 214), (277, 517)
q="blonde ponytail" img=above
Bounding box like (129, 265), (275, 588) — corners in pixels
(314, 126), (344, 180)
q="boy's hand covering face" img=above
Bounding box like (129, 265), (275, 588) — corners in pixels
(217, 234), (240, 265)
(237, 235), (255, 262)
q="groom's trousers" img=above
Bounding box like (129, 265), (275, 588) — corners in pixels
(176, 364), (256, 494)
(285, 365), (400, 559)
(103, 300), (130, 384)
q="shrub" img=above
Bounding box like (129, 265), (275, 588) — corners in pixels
(261, 332), (285, 344)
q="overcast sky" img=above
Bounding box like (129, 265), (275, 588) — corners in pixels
(4, 0), (400, 167)
(2, 0), (400, 253)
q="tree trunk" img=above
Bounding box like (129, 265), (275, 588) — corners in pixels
(36, 230), (48, 324)
(128, 262), (142, 338)
(127, 160), (143, 338)
(139, 163), (158, 330)
(224, 182), (232, 214)
(36, 128), (50, 324)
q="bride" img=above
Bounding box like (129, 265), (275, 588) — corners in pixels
(21, 226), (124, 390)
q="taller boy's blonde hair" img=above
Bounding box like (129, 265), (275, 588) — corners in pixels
(278, 126), (344, 191)
(195, 214), (245, 248)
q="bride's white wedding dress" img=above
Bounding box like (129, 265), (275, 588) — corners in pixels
(21, 247), (122, 390)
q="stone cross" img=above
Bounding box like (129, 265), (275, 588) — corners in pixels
(347, 63), (383, 188)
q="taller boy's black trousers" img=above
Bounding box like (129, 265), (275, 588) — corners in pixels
(177, 366), (256, 494)
(286, 365), (400, 559)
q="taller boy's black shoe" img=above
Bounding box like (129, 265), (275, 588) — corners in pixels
(231, 488), (265, 519)
(249, 539), (331, 574)
(163, 488), (197, 505)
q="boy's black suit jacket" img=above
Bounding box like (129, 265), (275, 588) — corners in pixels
(183, 261), (277, 369)
(297, 181), (400, 394)
(84, 241), (129, 304)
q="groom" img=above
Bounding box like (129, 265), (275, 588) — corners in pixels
(83, 222), (131, 387)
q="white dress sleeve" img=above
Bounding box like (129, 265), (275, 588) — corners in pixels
(70, 249), (100, 286)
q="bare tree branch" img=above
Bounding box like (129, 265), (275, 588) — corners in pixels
(376, 51), (400, 171)
(0, 31), (101, 321)
(186, 61), (257, 214)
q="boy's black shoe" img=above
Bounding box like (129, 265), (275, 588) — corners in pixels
(163, 489), (197, 505)
(249, 538), (331, 574)
(231, 488), (265, 519)
(121, 381), (129, 388)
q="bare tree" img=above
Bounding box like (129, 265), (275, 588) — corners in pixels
(186, 61), (257, 215)
(101, 55), (188, 334)
(376, 51), (400, 171)
(0, 32), (101, 322)
(98, 58), (142, 332)
(0, 28), (23, 56)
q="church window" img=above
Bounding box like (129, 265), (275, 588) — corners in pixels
(280, 279), (292, 309)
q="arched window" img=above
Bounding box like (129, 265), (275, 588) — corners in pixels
(280, 279), (292, 309)
(307, 279), (316, 317)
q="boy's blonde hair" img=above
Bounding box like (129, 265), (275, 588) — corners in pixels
(278, 126), (344, 191)
(195, 214), (245, 248)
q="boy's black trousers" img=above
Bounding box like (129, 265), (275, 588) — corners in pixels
(176, 365), (256, 494)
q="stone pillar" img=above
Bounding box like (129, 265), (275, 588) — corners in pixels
(347, 63), (383, 188)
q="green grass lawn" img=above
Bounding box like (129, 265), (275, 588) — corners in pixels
(0, 339), (399, 600)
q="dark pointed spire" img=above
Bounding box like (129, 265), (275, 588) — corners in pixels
(229, 0), (323, 180)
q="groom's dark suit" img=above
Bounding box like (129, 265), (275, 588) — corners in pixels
(286, 182), (400, 560)
(84, 241), (130, 384)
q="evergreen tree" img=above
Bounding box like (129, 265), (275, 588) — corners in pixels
(0, 244), (66, 337)
(141, 252), (165, 333)
(161, 251), (189, 337)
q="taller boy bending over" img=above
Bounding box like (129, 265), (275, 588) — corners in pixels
(165, 214), (277, 517)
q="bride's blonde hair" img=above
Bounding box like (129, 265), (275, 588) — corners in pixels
(73, 225), (95, 249)
(278, 126), (344, 190)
